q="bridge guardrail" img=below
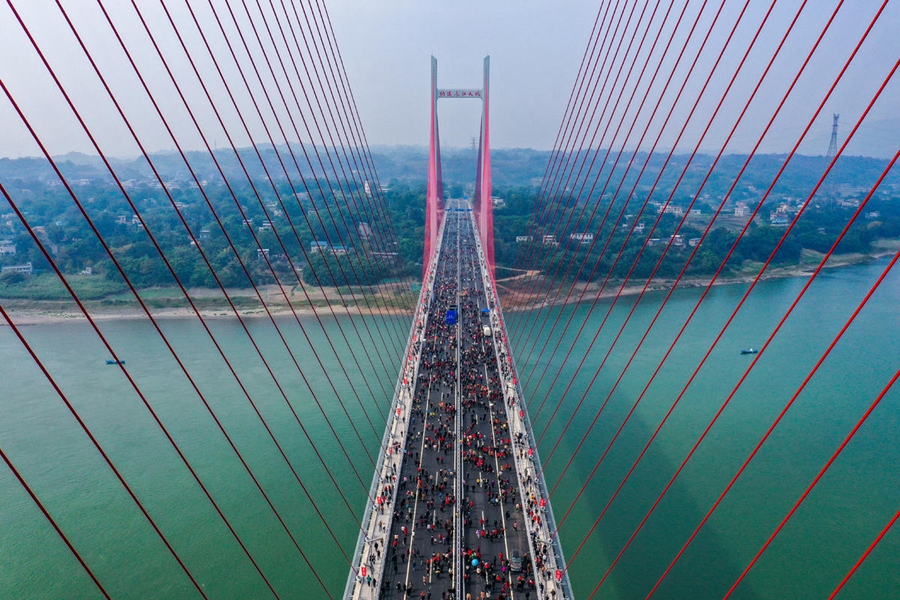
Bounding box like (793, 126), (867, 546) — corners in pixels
(469, 210), (575, 600)
(344, 217), (447, 600)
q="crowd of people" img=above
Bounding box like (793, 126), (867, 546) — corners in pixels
(376, 212), (543, 600)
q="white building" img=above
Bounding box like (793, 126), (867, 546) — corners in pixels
(658, 204), (684, 216)
(2, 262), (32, 275)
(569, 233), (594, 245)
(0, 240), (15, 255)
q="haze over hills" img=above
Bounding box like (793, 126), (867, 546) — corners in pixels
(1, 145), (898, 195)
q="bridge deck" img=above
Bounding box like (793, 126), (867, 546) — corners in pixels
(347, 202), (572, 600)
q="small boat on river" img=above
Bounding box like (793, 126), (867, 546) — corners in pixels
(740, 348), (758, 355)
(105, 359), (126, 365)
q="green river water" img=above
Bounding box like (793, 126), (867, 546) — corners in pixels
(1, 258), (898, 599)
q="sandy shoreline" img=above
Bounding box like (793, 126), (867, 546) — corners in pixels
(2, 250), (893, 326)
(0, 301), (416, 326)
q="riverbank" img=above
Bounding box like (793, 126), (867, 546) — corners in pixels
(3, 244), (897, 325)
(0, 281), (417, 326)
(496, 243), (900, 311)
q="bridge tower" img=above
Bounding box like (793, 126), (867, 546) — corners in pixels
(424, 57), (444, 278)
(424, 56), (495, 279)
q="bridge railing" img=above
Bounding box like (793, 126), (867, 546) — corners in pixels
(468, 209), (575, 600)
(344, 217), (447, 600)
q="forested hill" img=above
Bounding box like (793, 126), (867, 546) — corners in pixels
(0, 146), (552, 189)
(1, 145), (898, 298)
(2, 147), (896, 196)
(370, 147), (898, 198)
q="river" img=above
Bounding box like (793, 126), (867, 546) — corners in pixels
(1, 258), (898, 599)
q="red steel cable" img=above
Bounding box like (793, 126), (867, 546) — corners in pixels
(0, 308), (133, 600)
(0, 90), (343, 595)
(509, 1), (694, 321)
(572, 46), (898, 598)
(533, 0), (612, 208)
(507, 0), (663, 325)
(546, 0), (888, 519)
(510, 0), (665, 342)
(157, 0), (399, 409)
(543, 45), (826, 492)
(0, 165), (282, 596)
(182, 0), (406, 361)
(504, 0), (628, 311)
(206, 0), (407, 356)
(723, 363), (900, 598)
(242, 0), (410, 345)
(519, 0), (626, 241)
(87, 0), (383, 467)
(307, 0), (414, 265)
(289, 0), (411, 294)
(647, 149), (900, 599)
(509, 0), (617, 267)
(188, 0), (407, 360)
(508, 0), (711, 355)
(584, 67), (898, 597)
(311, 0), (431, 317)
(265, 0), (411, 377)
(511, 0), (690, 368)
(513, 0), (609, 250)
(171, 1), (401, 406)
(283, 1), (412, 349)
(507, 0), (636, 315)
(520, 0), (731, 423)
(11, 0), (375, 531)
(534, 0), (812, 457)
(510, 0), (704, 366)
(47, 0), (380, 491)
(277, 0), (410, 326)
(827, 508), (900, 599)
(516, 0), (751, 389)
(0, 441), (112, 600)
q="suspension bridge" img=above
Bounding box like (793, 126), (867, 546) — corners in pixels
(0, 1), (899, 599)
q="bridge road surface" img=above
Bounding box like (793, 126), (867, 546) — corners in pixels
(380, 203), (537, 600)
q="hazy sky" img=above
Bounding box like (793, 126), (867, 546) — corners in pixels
(326, 0), (900, 156)
(0, 0), (897, 160)
(325, 0), (600, 150)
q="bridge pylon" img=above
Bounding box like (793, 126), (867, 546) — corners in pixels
(424, 56), (495, 279)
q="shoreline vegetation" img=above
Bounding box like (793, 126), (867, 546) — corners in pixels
(4, 244), (895, 326)
(3, 149), (899, 327)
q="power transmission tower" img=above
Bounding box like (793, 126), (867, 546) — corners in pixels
(826, 114), (840, 203)
(826, 114), (839, 159)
